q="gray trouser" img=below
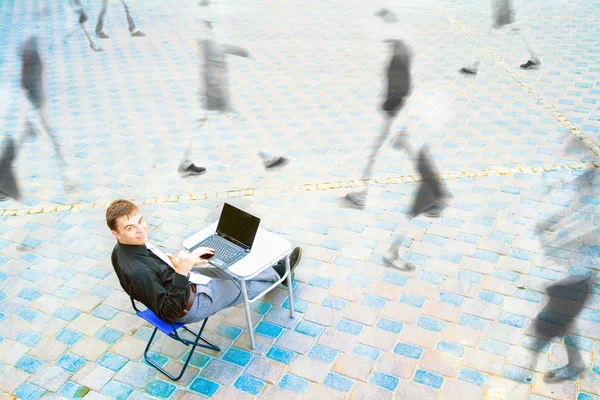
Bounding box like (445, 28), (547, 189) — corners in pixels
(177, 266), (279, 324)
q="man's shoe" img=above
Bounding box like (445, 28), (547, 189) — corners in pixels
(130, 30), (146, 37)
(274, 247), (302, 286)
(259, 151), (288, 169)
(520, 56), (541, 70)
(459, 62), (479, 75)
(178, 162), (207, 178)
(344, 189), (367, 208)
(96, 30), (110, 39)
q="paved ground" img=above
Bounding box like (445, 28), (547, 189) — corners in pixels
(1, 0), (600, 399)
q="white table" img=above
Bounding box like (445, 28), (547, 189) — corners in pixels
(183, 221), (295, 350)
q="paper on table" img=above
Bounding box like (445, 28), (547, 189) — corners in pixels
(189, 271), (212, 286)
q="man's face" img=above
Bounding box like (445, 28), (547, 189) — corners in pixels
(111, 211), (148, 245)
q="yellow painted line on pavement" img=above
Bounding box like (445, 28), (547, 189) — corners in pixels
(444, 14), (600, 159)
(1, 161), (598, 217)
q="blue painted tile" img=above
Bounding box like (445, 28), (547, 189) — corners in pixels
(494, 268), (520, 282)
(14, 382), (45, 400)
(143, 352), (169, 368)
(255, 322), (284, 338)
(17, 308), (43, 323)
(310, 223), (331, 234)
(190, 377), (220, 397)
(531, 267), (557, 281)
(346, 274), (371, 288)
(333, 256), (356, 268)
(361, 294), (387, 310)
(458, 314), (486, 331)
(414, 369), (443, 389)
(295, 320), (323, 337)
(382, 272), (408, 287)
(279, 374), (310, 394)
(282, 297), (309, 313)
(437, 341), (465, 357)
(321, 239), (343, 251)
(503, 365), (534, 383)
(234, 375), (265, 396)
(459, 368), (489, 386)
(95, 327), (124, 345)
(377, 318), (404, 334)
(342, 223), (365, 233)
(323, 296), (349, 311)
(222, 347), (253, 367)
(98, 352), (129, 372)
(516, 289), (542, 303)
(511, 248), (535, 261)
(187, 352), (211, 368)
(478, 290), (504, 305)
(473, 250), (499, 262)
(324, 373), (354, 393)
(458, 270), (482, 284)
(56, 354), (86, 373)
(393, 342), (423, 359)
(440, 250), (463, 264)
(54, 307), (81, 322)
(565, 335), (594, 351)
(16, 331), (43, 347)
(480, 338), (509, 356)
(439, 291), (465, 307)
(55, 329), (83, 345)
(420, 271), (445, 285)
(266, 346), (295, 365)
(403, 252), (428, 266)
(376, 220), (398, 231)
(57, 381), (90, 399)
(17, 287), (43, 301)
(499, 312), (527, 328)
(308, 277), (333, 289)
(145, 380), (176, 399)
(400, 293), (425, 308)
(422, 234), (446, 246)
(580, 309), (600, 323)
(216, 324), (243, 341)
(337, 319), (364, 336)
(352, 344), (380, 361)
(370, 371), (399, 391)
(418, 316), (445, 332)
(15, 355), (44, 374)
(308, 345), (338, 363)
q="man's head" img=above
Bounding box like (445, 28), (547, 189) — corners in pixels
(106, 200), (148, 245)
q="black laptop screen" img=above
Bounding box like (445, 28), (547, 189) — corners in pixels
(216, 203), (261, 249)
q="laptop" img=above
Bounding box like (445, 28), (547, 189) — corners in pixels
(189, 203), (261, 269)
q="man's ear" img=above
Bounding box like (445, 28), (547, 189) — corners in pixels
(111, 230), (120, 240)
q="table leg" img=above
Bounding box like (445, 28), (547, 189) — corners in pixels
(240, 279), (256, 350)
(285, 255), (295, 319)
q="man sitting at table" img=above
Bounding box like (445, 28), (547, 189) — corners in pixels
(107, 199), (302, 325)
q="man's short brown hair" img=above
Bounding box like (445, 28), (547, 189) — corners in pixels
(106, 200), (139, 231)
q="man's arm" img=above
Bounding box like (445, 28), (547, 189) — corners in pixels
(131, 268), (190, 324)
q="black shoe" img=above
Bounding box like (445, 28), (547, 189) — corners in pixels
(459, 62), (479, 75)
(130, 30), (146, 37)
(274, 247), (302, 286)
(178, 162), (207, 178)
(520, 57), (541, 70)
(96, 30), (110, 39)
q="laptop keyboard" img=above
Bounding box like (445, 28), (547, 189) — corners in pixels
(197, 236), (240, 262)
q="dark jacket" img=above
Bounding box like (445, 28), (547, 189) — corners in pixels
(111, 243), (191, 324)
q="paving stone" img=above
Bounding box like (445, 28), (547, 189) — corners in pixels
(162, 361), (200, 387)
(350, 381), (393, 400)
(532, 373), (577, 399)
(0, 339), (30, 365)
(343, 303), (380, 326)
(258, 384), (301, 399)
(27, 364), (71, 392)
(398, 325), (440, 349)
(375, 352), (418, 379)
(303, 305), (342, 327)
(464, 348), (505, 375)
(358, 326), (397, 352)
(317, 328), (358, 353)
(66, 314), (106, 336)
(71, 363), (115, 392)
(70, 337), (111, 361)
(382, 302), (421, 324)
(276, 330), (315, 354)
(245, 356), (286, 384)
(289, 354), (332, 383)
(420, 350), (462, 378)
(113, 362), (157, 389)
(422, 299), (460, 323)
(506, 346), (549, 374)
(441, 379), (484, 400)
(0, 364), (29, 393)
(200, 359), (243, 386)
(394, 381), (439, 400)
(332, 354), (373, 382)
(213, 386), (254, 400)
(223, 307), (262, 329)
(329, 282), (366, 303)
(234, 331), (274, 356)
(28, 338), (69, 362)
(110, 335), (147, 361)
(170, 389), (208, 400)
(486, 375), (532, 399)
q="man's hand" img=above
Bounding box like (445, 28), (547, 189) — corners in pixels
(167, 250), (208, 276)
(191, 247), (215, 260)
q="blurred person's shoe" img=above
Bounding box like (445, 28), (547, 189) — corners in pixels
(520, 56), (541, 70)
(459, 62), (479, 75)
(178, 161), (207, 177)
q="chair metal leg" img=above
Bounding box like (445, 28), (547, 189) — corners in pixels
(143, 319), (221, 381)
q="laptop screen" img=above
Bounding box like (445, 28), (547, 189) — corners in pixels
(216, 203), (261, 249)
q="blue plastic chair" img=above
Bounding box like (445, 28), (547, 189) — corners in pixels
(130, 297), (220, 381)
